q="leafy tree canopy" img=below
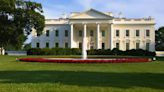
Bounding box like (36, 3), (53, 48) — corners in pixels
(0, 0), (45, 50)
(155, 27), (164, 51)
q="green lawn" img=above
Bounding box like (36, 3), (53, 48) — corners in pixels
(0, 55), (164, 92)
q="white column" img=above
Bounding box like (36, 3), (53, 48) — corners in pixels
(0, 47), (5, 55)
(70, 24), (74, 48)
(82, 24), (87, 59)
(2, 47), (5, 55)
(142, 41), (146, 50)
(0, 47), (1, 55)
(96, 23), (100, 49)
(110, 24), (113, 50)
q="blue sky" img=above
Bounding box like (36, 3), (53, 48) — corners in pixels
(32, 0), (164, 28)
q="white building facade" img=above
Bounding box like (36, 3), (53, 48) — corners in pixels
(31, 9), (155, 52)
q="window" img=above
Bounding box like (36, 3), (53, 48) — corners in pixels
(55, 43), (59, 48)
(46, 42), (49, 48)
(65, 30), (68, 37)
(146, 43), (150, 51)
(79, 42), (82, 49)
(55, 30), (59, 37)
(46, 30), (49, 37)
(102, 30), (105, 37)
(116, 30), (119, 37)
(37, 32), (40, 37)
(126, 30), (129, 37)
(102, 43), (105, 49)
(90, 30), (94, 37)
(90, 45), (94, 49)
(116, 43), (119, 49)
(136, 42), (140, 49)
(65, 42), (68, 48)
(136, 30), (140, 37)
(36, 42), (39, 48)
(126, 43), (130, 50)
(79, 30), (82, 37)
(146, 30), (150, 37)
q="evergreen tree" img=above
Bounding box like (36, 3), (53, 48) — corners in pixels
(155, 27), (164, 50)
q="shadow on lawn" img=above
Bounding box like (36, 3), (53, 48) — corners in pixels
(0, 70), (163, 89)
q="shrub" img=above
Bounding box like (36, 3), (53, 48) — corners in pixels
(111, 48), (123, 55)
(27, 48), (82, 55)
(88, 48), (155, 56)
(71, 48), (81, 55)
(124, 49), (156, 56)
(27, 48), (155, 56)
(27, 48), (43, 55)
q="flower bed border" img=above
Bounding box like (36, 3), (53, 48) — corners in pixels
(19, 58), (152, 63)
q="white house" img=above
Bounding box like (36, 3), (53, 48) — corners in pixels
(31, 9), (155, 52)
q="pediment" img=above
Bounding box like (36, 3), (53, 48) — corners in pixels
(70, 9), (113, 19)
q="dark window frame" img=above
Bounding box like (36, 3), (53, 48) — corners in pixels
(79, 42), (82, 49)
(116, 43), (119, 50)
(46, 42), (49, 48)
(116, 30), (120, 37)
(79, 30), (82, 37)
(126, 30), (130, 37)
(136, 42), (140, 49)
(65, 42), (68, 48)
(146, 43), (150, 51)
(36, 42), (40, 48)
(146, 30), (150, 37)
(65, 30), (68, 37)
(55, 30), (59, 37)
(136, 30), (140, 37)
(55, 43), (59, 48)
(126, 42), (130, 50)
(46, 30), (49, 37)
(90, 30), (94, 37)
(102, 43), (105, 49)
(102, 30), (105, 37)
(37, 32), (40, 37)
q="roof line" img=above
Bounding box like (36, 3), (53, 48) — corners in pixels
(70, 8), (113, 18)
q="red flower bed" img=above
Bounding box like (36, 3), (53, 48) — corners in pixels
(19, 58), (152, 63)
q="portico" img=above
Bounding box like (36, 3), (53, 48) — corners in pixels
(70, 23), (112, 50)
(69, 9), (113, 52)
(70, 22), (112, 59)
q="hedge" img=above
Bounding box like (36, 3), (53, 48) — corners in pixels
(27, 48), (81, 55)
(27, 48), (156, 56)
(87, 48), (156, 56)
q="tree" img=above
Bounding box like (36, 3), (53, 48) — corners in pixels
(155, 27), (164, 51)
(23, 43), (31, 50)
(0, 0), (45, 50)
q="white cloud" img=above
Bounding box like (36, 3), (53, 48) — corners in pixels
(97, 0), (164, 28)
(41, 0), (164, 28)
